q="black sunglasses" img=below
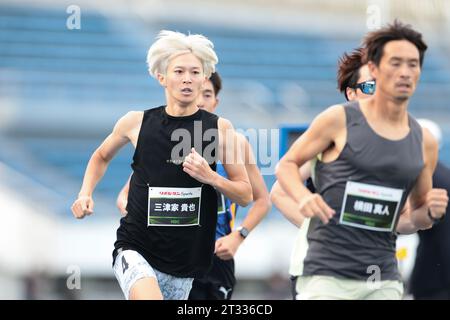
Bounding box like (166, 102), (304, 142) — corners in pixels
(353, 80), (376, 95)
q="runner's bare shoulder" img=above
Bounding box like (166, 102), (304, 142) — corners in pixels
(320, 104), (346, 126)
(421, 126), (439, 170)
(217, 117), (234, 146)
(308, 104), (346, 138)
(218, 117), (233, 131)
(113, 111), (144, 132)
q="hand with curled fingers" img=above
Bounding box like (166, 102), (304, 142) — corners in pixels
(116, 191), (128, 216)
(182, 147), (215, 185)
(427, 188), (448, 222)
(298, 193), (335, 224)
(214, 232), (242, 260)
(71, 195), (95, 219)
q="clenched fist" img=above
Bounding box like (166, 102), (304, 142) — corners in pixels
(71, 195), (95, 219)
(427, 188), (448, 221)
(182, 148), (215, 185)
(298, 193), (335, 224)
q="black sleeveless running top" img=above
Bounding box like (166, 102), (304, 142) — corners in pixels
(114, 106), (218, 278)
(303, 101), (424, 281)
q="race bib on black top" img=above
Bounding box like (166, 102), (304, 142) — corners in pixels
(148, 187), (202, 226)
(340, 181), (403, 232)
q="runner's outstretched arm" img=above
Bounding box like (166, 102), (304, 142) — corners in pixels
(72, 111), (140, 219)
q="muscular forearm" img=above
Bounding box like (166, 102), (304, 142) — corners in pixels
(240, 196), (271, 231)
(396, 209), (420, 234)
(271, 183), (303, 227)
(212, 173), (253, 207)
(396, 202), (433, 234)
(410, 204), (434, 230)
(78, 150), (110, 197)
(276, 161), (311, 204)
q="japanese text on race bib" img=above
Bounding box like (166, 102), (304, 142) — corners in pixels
(340, 181), (403, 232)
(148, 187), (202, 226)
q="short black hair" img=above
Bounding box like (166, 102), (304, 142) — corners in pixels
(363, 20), (427, 67)
(337, 48), (366, 101)
(209, 72), (222, 96)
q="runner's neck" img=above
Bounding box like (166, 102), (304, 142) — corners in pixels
(165, 103), (199, 117)
(365, 95), (409, 125)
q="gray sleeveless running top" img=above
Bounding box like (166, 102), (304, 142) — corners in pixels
(302, 101), (424, 281)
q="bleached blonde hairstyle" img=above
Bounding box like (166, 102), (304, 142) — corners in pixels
(146, 30), (218, 79)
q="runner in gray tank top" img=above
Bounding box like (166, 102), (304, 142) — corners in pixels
(276, 21), (448, 299)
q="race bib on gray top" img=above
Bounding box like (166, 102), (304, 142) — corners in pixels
(340, 181), (403, 232)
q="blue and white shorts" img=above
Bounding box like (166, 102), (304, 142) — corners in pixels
(113, 249), (193, 300)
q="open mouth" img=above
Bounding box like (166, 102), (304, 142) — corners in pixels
(181, 88), (193, 94)
(396, 83), (411, 89)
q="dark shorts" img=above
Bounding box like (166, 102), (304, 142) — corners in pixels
(189, 255), (236, 300)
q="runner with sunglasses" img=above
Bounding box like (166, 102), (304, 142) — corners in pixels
(347, 80), (375, 99)
(271, 47), (376, 299)
(276, 21), (448, 300)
